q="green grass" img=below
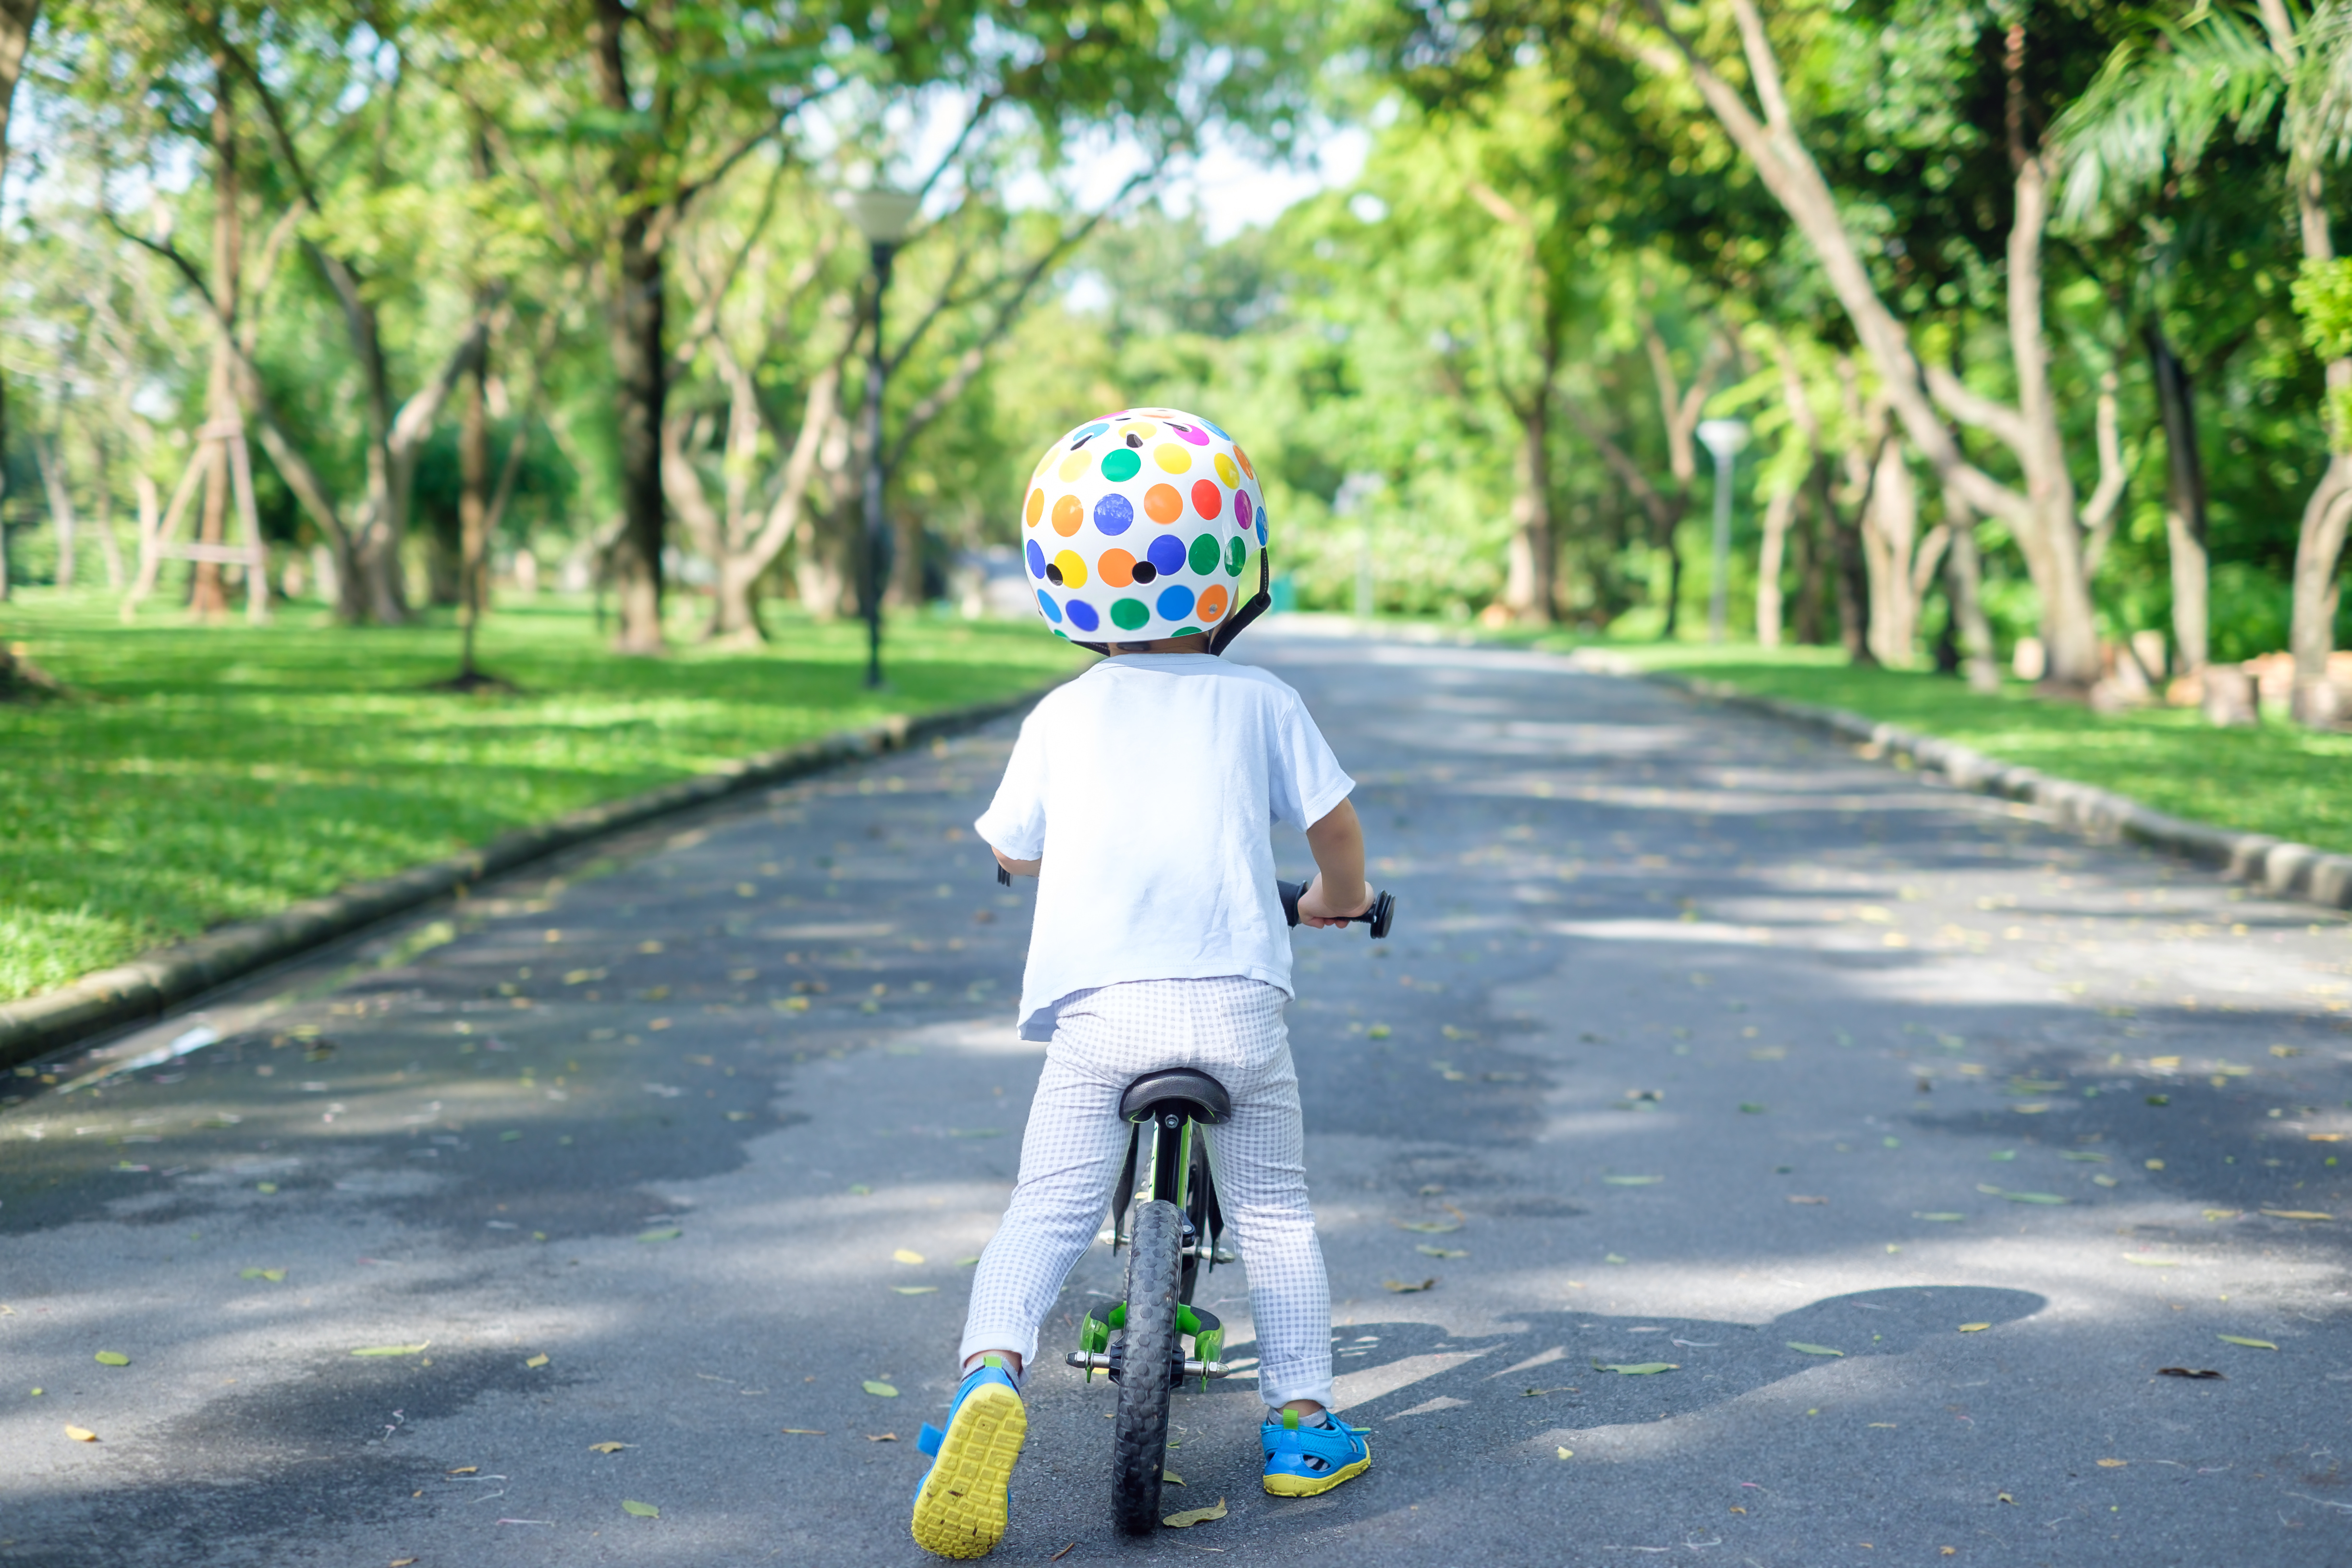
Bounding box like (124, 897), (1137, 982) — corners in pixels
(1529, 639), (2352, 859)
(0, 592), (1085, 1003)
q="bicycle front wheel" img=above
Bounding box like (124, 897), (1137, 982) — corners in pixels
(1112, 1198), (1181, 1534)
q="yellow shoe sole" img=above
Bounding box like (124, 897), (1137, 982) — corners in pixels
(1262, 1444), (1371, 1497)
(909, 1381), (1027, 1559)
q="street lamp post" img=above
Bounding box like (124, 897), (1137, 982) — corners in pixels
(1696, 417), (1750, 644)
(835, 186), (924, 688)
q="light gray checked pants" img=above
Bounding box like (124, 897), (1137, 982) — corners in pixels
(958, 976), (1333, 1409)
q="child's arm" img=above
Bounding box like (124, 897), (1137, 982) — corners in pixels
(1296, 799), (1374, 926)
(992, 847), (1042, 879)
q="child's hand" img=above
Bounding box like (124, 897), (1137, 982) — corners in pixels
(1296, 875), (1374, 928)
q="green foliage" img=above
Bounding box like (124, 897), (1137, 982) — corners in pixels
(0, 593), (1083, 1001)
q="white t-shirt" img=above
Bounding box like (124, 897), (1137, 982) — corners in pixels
(974, 654), (1355, 1040)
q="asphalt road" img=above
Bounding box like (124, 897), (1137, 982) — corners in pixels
(6, 625), (2351, 1568)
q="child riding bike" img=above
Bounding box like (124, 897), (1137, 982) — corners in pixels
(909, 408), (1379, 1559)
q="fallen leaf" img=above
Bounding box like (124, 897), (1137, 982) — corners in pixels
(256, 1182), (279, 1194)
(1912, 1212), (1966, 1223)
(1997, 1493), (2014, 1505)
(1740, 1103), (1768, 1114)
(65, 1425), (97, 1442)
(1416, 1245), (1469, 1259)
(1786, 1342), (1845, 1357)
(637, 1228), (682, 1243)
(2259, 1209), (2333, 1221)
(1602, 1175), (1663, 1186)
(589, 1442), (630, 1453)
(1604, 1253), (1628, 1264)
(2217, 1335), (2278, 1350)
(239, 1268), (286, 1282)
(891, 1286), (939, 1296)
(2096, 1458), (2127, 1468)
(893, 1249), (925, 1264)
(1162, 1496), (1227, 1528)
(1383, 1278), (1438, 1293)
(447, 1467), (478, 1476)
(2121, 1254), (2182, 1267)
(863, 1380), (899, 1397)
(620, 1500), (660, 1519)
(1787, 1195), (1829, 1206)
(94, 1351), (129, 1366)
(781, 1428), (825, 1435)
(2309, 1133), (2344, 1142)
(2202, 1209), (2241, 1222)
(391, 1559), (417, 1566)
(1162, 1470), (1184, 1485)
(1957, 1323), (1991, 1333)
(1556, 1446), (1574, 1459)
(525, 1354), (550, 1368)
(866, 1433), (898, 1443)
(955, 1256), (981, 1266)
(351, 1343), (430, 1357)
(1975, 1186), (2067, 1205)
(1593, 1361), (1678, 1374)
(1393, 1219), (1461, 1234)
(1051, 1545), (1078, 1562)
(2156, 1367), (2223, 1380)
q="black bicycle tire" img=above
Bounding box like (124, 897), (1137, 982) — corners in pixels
(1112, 1199), (1181, 1534)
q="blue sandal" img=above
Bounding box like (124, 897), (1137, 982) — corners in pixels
(1262, 1408), (1371, 1497)
(910, 1357), (1027, 1558)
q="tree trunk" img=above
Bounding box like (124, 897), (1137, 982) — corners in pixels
(595, 0), (667, 654)
(1862, 437), (1919, 663)
(1790, 487), (1826, 644)
(1755, 482), (1796, 648)
(1940, 490), (2000, 692)
(1503, 390), (1557, 622)
(89, 424), (123, 588)
(1808, 458), (1874, 665)
(457, 341), (489, 680)
(0, 0), (33, 538)
(35, 431), (75, 588)
(191, 57), (240, 618)
(2143, 318), (2210, 675)
(2291, 463), (2352, 724)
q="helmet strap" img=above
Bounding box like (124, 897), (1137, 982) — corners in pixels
(1206, 547), (1272, 657)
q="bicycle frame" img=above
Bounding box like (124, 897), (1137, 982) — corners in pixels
(1069, 1107), (1232, 1389)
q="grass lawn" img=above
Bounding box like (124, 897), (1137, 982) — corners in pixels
(0, 591), (1085, 1003)
(1526, 637), (2352, 860)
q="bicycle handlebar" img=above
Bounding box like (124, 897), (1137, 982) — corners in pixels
(1277, 877), (1395, 939)
(996, 862), (1395, 939)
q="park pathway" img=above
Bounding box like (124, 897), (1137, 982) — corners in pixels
(4, 625), (2350, 1567)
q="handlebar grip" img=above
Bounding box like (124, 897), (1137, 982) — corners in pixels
(1276, 879), (1304, 928)
(995, 863), (1012, 888)
(1276, 877), (1395, 938)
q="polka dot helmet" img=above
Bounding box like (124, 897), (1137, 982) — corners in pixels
(1019, 406), (1269, 649)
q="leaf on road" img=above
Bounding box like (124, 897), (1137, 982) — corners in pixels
(621, 1500), (660, 1519)
(94, 1352), (129, 1366)
(893, 1249), (925, 1264)
(1957, 1323), (1991, 1333)
(238, 1268), (286, 1282)
(1393, 1220), (1460, 1234)
(2217, 1335), (2278, 1350)
(2202, 1209), (2241, 1222)
(1604, 1253), (1628, 1264)
(1556, 1446), (1574, 1459)
(863, 1381), (899, 1397)
(637, 1228), (682, 1243)
(1383, 1278), (1438, 1293)
(589, 1442), (630, 1453)
(447, 1467), (478, 1475)
(2157, 1367), (2223, 1379)
(2096, 1458), (2127, 1468)
(1593, 1361), (1678, 1375)
(956, 1257), (981, 1266)
(1366, 1024), (1391, 1039)
(1976, 1186), (2068, 1205)
(1416, 1245), (1468, 1258)
(2061, 1152), (2111, 1163)
(526, 1354), (550, 1368)
(1161, 1470), (1184, 1486)
(1162, 1497), (1227, 1528)
(1787, 1195), (1828, 1205)
(2121, 1254), (2183, 1267)
(892, 1286), (939, 1295)
(781, 1428), (825, 1435)
(1602, 1175), (1663, 1186)
(1786, 1343), (1845, 1357)
(2259, 1210), (2334, 1221)
(65, 1426), (97, 1442)
(1740, 1103), (1767, 1114)
(866, 1433), (898, 1442)
(1912, 1212), (1966, 1222)
(351, 1343), (430, 1357)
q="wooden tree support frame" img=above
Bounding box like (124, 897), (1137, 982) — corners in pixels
(121, 417), (270, 625)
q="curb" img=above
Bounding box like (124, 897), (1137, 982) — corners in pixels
(1645, 672), (2352, 913)
(0, 688), (1053, 1071)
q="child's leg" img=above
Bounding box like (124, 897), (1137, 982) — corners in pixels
(957, 1046), (1127, 1372)
(1203, 1043), (1335, 1415)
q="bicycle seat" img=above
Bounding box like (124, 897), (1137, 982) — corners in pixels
(1119, 1068), (1232, 1127)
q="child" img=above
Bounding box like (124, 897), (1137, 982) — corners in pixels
(909, 409), (1377, 1559)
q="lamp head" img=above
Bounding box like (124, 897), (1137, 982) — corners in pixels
(834, 187), (923, 245)
(1696, 418), (1751, 461)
